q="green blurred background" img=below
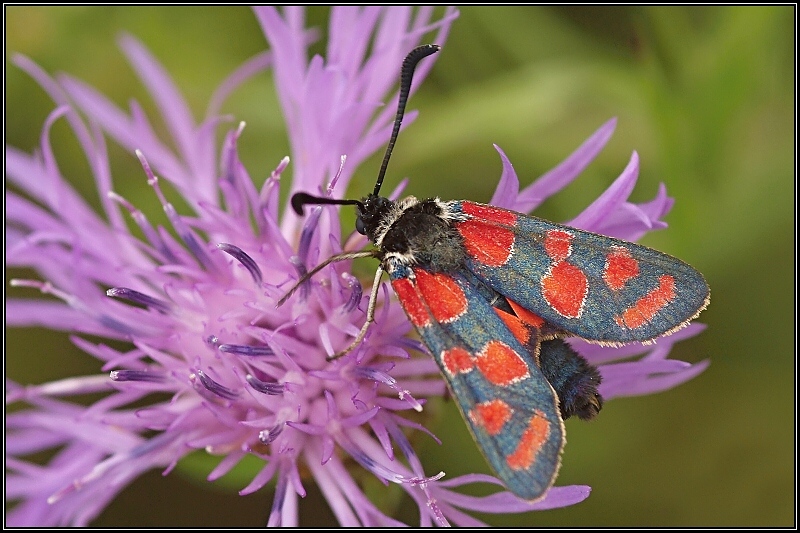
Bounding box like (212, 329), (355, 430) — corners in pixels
(6, 6), (794, 527)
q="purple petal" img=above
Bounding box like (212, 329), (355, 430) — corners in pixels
(10, 56), (123, 229)
(595, 182), (675, 241)
(569, 150), (639, 231)
(58, 75), (188, 193)
(515, 118), (617, 213)
(599, 359), (710, 399)
(117, 35), (202, 186)
(488, 144), (520, 209)
(207, 51), (272, 118)
(437, 474), (592, 512)
(527, 485), (593, 510)
(6, 299), (109, 336)
(6, 108), (104, 236)
(6, 191), (62, 237)
(572, 322), (707, 365)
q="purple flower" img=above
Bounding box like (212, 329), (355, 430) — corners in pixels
(6, 6), (707, 527)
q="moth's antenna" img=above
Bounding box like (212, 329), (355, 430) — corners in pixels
(290, 192), (361, 216)
(373, 44), (440, 197)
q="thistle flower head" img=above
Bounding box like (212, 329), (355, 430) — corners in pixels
(7, 7), (707, 526)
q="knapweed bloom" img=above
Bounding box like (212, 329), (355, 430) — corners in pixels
(6, 6), (708, 527)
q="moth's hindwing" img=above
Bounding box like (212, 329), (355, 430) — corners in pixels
(493, 303), (603, 422)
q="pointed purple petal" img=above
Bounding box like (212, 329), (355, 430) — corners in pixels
(515, 118), (617, 213)
(489, 144), (520, 209)
(117, 35), (200, 181)
(569, 150), (639, 231)
(600, 359), (710, 399)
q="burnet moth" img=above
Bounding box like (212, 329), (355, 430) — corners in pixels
(281, 45), (710, 501)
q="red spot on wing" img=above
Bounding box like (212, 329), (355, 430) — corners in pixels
(442, 346), (474, 375)
(457, 220), (514, 267)
(391, 278), (429, 327)
(469, 399), (513, 436)
(461, 201), (517, 226)
(494, 307), (530, 345)
(604, 246), (639, 291)
(476, 341), (530, 386)
(508, 299), (546, 328)
(413, 269), (468, 323)
(543, 230), (573, 262)
(541, 262), (588, 318)
(615, 275), (676, 329)
(506, 410), (551, 471)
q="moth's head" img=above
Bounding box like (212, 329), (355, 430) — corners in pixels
(355, 194), (393, 241)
